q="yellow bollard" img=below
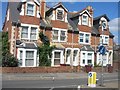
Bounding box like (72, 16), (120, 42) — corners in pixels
(88, 72), (96, 87)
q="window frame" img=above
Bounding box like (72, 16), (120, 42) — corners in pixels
(82, 14), (88, 25)
(21, 24), (38, 40)
(100, 35), (109, 45)
(79, 32), (91, 44)
(80, 51), (94, 66)
(26, 2), (35, 16)
(56, 8), (64, 21)
(21, 26), (29, 39)
(52, 28), (67, 42)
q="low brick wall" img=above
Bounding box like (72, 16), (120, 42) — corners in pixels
(1, 66), (79, 73)
(113, 61), (120, 71)
(1, 61), (119, 73)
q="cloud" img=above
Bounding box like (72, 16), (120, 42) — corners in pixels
(108, 18), (119, 44)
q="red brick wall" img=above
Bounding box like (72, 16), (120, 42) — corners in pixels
(2, 66), (78, 73)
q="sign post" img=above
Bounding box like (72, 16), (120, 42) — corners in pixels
(98, 45), (106, 86)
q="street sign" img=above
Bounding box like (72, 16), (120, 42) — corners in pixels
(98, 45), (106, 55)
(89, 73), (92, 77)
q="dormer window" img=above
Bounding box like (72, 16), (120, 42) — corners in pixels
(26, 3), (35, 16)
(82, 14), (88, 25)
(102, 21), (107, 29)
(56, 8), (64, 21)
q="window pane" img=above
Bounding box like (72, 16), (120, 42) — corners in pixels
(88, 59), (92, 64)
(54, 52), (60, 58)
(25, 59), (34, 66)
(85, 34), (89, 43)
(60, 36), (65, 41)
(82, 16), (87, 23)
(83, 59), (85, 64)
(57, 10), (63, 20)
(66, 50), (71, 57)
(100, 36), (102, 43)
(20, 51), (23, 59)
(88, 53), (92, 58)
(60, 31), (66, 41)
(61, 31), (65, 36)
(27, 4), (34, 15)
(105, 37), (108, 43)
(30, 27), (36, 40)
(21, 27), (28, 38)
(73, 50), (78, 61)
(53, 30), (58, 41)
(80, 33), (84, 42)
(102, 21), (106, 29)
(26, 51), (34, 59)
(53, 35), (58, 40)
(25, 51), (34, 66)
(82, 53), (85, 58)
(31, 27), (36, 33)
(53, 30), (58, 34)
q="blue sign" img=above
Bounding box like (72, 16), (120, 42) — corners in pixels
(98, 45), (106, 55)
(89, 73), (92, 77)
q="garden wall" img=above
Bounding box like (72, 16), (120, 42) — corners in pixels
(1, 61), (119, 73)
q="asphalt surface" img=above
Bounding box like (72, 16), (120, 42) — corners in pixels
(2, 72), (119, 89)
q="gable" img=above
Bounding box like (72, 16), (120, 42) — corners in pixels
(80, 10), (92, 17)
(21, 0), (40, 6)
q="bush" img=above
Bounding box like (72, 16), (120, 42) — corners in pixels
(2, 54), (18, 67)
(38, 32), (55, 66)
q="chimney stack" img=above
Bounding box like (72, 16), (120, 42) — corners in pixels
(40, 0), (46, 19)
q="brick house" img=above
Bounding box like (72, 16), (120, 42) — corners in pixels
(2, 0), (114, 67)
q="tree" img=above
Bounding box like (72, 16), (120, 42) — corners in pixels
(2, 32), (18, 67)
(38, 32), (55, 66)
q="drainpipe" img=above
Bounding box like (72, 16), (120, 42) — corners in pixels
(71, 30), (74, 70)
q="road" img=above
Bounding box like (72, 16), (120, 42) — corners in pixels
(2, 72), (119, 89)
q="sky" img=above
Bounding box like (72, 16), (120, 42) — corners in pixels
(0, 1), (119, 44)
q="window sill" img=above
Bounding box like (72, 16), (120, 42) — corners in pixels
(79, 42), (90, 45)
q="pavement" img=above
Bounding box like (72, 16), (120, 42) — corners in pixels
(2, 72), (119, 89)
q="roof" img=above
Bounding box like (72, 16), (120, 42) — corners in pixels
(46, 2), (68, 15)
(94, 14), (110, 22)
(67, 13), (79, 32)
(50, 43), (65, 49)
(80, 45), (94, 51)
(40, 18), (52, 29)
(91, 26), (100, 35)
(8, 2), (21, 24)
(16, 40), (37, 49)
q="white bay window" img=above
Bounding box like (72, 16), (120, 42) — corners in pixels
(18, 48), (37, 67)
(80, 51), (94, 66)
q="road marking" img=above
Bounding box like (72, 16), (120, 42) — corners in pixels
(104, 79), (120, 82)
